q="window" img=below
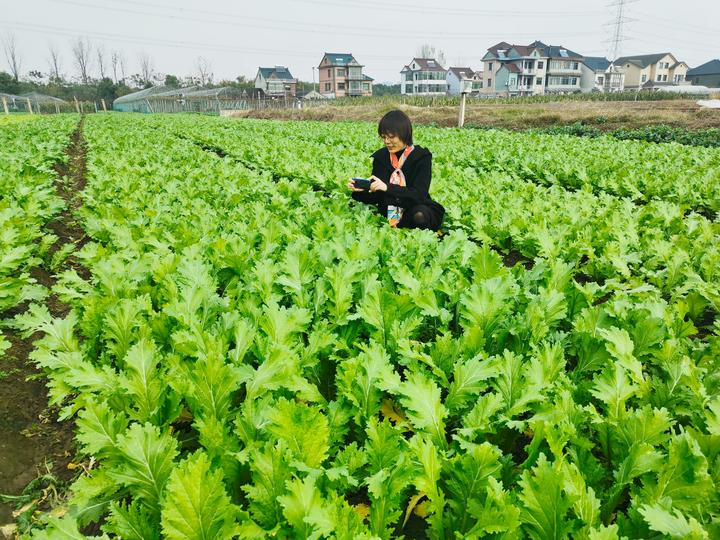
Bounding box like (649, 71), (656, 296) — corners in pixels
(536, 77), (542, 85)
(663, 74), (668, 81)
(327, 69), (331, 77)
(363, 83), (370, 91)
(337, 68), (345, 76)
(537, 61), (544, 69)
(598, 76), (604, 85)
(641, 74), (647, 82)
(488, 62), (494, 71)
(487, 78), (492, 87)
(338, 82), (345, 90)
(524, 60), (534, 69)
(325, 82), (331, 91)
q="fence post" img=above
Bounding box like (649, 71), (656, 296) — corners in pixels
(74, 96), (80, 113)
(2, 96), (8, 115)
(55, 102), (60, 114)
(458, 92), (467, 128)
(94, 102), (98, 113)
(101, 99), (107, 111)
(26, 98), (34, 115)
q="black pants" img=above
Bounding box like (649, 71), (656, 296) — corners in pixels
(397, 204), (444, 231)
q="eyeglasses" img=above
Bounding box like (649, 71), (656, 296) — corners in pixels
(379, 134), (398, 140)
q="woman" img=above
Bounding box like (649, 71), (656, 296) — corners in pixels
(348, 110), (444, 231)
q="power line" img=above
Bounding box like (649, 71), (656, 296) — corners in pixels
(62, 0), (606, 19)
(605, 0), (638, 62)
(39, 0), (605, 42)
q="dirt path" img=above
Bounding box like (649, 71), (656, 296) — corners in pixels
(0, 118), (89, 533)
(231, 99), (720, 130)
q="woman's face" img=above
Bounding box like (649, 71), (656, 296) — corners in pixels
(380, 133), (406, 153)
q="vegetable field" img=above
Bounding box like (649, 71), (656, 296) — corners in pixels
(2, 113), (719, 539)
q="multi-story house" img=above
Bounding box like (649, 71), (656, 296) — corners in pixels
(614, 53), (689, 90)
(318, 53), (373, 98)
(481, 41), (583, 96)
(400, 58), (448, 95)
(686, 59), (720, 88)
(446, 67), (483, 95)
(254, 66), (297, 97)
(580, 57), (625, 93)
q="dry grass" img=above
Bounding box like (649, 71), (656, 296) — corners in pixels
(230, 99), (720, 130)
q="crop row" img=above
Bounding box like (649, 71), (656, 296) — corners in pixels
(11, 114), (720, 539)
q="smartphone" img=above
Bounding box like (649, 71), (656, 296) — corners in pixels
(352, 177), (372, 190)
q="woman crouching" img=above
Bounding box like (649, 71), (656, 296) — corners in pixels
(348, 110), (444, 231)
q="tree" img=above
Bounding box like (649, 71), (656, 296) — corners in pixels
(2, 33), (22, 82)
(97, 45), (106, 79)
(164, 74), (180, 87)
(111, 50), (121, 83)
(417, 43), (447, 67)
(196, 56), (213, 87)
(72, 37), (93, 84)
(96, 77), (118, 105)
(0, 70), (21, 94)
(138, 52), (154, 86)
(47, 43), (63, 82)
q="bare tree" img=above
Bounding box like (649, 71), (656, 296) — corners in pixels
(96, 45), (106, 79)
(119, 52), (127, 83)
(47, 43), (62, 82)
(2, 33), (22, 81)
(138, 52), (154, 85)
(417, 43), (447, 67)
(196, 56), (213, 87)
(72, 37), (93, 84)
(111, 50), (121, 83)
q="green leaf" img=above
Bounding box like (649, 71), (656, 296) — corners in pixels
(242, 442), (292, 529)
(122, 338), (165, 423)
(278, 476), (334, 540)
(639, 503), (708, 539)
(443, 442), (504, 535)
(76, 399), (128, 458)
(445, 354), (498, 412)
(590, 364), (637, 420)
(518, 454), (574, 540)
(161, 452), (238, 540)
(106, 500), (161, 540)
(109, 422), (178, 515)
(267, 398), (329, 469)
(398, 371), (447, 448)
(30, 516), (110, 539)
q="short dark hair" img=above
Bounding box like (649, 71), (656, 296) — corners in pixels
(378, 110), (413, 145)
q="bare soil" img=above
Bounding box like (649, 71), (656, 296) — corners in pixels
(0, 118), (88, 531)
(231, 99), (720, 130)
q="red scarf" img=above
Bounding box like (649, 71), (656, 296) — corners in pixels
(387, 145), (414, 227)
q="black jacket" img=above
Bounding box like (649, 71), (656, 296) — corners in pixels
(351, 145), (445, 228)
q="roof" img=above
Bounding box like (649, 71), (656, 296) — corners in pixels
(487, 41), (512, 53)
(448, 67), (475, 79)
(615, 53), (675, 68)
(584, 56), (611, 71)
(409, 58), (446, 71)
(687, 59), (720, 76)
(542, 45), (583, 59)
(258, 66), (295, 81)
(20, 92), (67, 103)
(363, 74), (374, 81)
(321, 52), (358, 66)
(113, 85), (184, 104)
(503, 64), (521, 73)
(485, 40), (583, 60)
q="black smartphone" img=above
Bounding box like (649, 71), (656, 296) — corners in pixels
(352, 177), (372, 190)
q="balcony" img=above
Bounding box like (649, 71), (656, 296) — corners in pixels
(547, 67), (582, 75)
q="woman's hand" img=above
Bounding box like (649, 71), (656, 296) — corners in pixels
(368, 175), (387, 193)
(347, 179), (366, 192)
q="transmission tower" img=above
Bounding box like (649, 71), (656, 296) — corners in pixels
(606, 0), (638, 62)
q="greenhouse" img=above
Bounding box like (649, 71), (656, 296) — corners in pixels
(1, 92), (68, 113)
(112, 86), (256, 114)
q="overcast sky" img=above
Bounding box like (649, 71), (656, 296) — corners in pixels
(2, 0), (718, 85)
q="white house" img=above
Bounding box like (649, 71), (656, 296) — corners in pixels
(400, 58), (448, 95)
(447, 67), (483, 95)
